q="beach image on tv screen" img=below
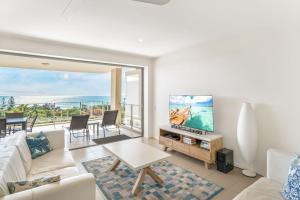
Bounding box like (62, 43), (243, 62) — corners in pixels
(169, 95), (214, 132)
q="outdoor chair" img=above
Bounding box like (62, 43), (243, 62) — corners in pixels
(5, 112), (24, 134)
(0, 118), (7, 138)
(69, 115), (90, 143)
(27, 114), (38, 132)
(101, 110), (120, 137)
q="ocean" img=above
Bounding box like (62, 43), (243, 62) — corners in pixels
(0, 96), (110, 109)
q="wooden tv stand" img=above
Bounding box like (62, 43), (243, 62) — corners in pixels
(159, 126), (223, 169)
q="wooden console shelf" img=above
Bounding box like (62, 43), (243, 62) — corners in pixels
(159, 126), (223, 169)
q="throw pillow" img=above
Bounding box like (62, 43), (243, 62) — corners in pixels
(282, 154), (300, 200)
(7, 175), (60, 194)
(26, 132), (52, 159)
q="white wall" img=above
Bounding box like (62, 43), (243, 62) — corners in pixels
(0, 32), (154, 138)
(153, 27), (300, 175)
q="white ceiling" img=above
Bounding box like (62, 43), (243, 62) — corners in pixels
(0, 0), (298, 57)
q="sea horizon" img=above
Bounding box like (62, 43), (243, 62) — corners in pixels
(0, 95), (111, 109)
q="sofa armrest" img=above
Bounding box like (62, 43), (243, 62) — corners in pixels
(0, 174), (95, 200)
(0, 189), (32, 200)
(267, 148), (293, 184)
(33, 174), (95, 200)
(29, 129), (65, 150)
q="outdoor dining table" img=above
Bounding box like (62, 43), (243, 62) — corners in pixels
(6, 117), (28, 130)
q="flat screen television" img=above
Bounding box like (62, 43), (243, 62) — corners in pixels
(169, 95), (214, 132)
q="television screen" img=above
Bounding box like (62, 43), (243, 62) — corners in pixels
(169, 95), (214, 132)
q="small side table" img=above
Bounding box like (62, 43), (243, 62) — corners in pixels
(88, 121), (100, 137)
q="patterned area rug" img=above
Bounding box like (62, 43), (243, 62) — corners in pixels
(82, 156), (223, 200)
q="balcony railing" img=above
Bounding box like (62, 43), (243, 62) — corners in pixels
(120, 103), (142, 132)
(0, 101), (109, 125)
(0, 101), (142, 133)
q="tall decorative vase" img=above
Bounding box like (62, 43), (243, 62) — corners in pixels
(237, 102), (258, 177)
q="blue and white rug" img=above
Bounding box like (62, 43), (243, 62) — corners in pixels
(82, 156), (223, 200)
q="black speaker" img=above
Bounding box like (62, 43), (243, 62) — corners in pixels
(217, 148), (234, 173)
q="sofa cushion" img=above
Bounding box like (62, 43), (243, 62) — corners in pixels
(30, 149), (75, 175)
(0, 134), (19, 147)
(29, 129), (65, 150)
(28, 167), (79, 181)
(15, 132), (32, 174)
(0, 146), (27, 197)
(281, 154), (300, 200)
(26, 132), (53, 159)
(233, 177), (283, 200)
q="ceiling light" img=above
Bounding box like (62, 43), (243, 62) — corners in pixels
(132, 0), (170, 5)
(138, 38), (144, 43)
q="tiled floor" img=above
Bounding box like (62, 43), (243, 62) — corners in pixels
(32, 123), (141, 149)
(70, 137), (261, 200)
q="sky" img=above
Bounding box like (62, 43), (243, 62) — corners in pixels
(0, 67), (116, 96)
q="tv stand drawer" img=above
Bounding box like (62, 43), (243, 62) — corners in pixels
(190, 146), (210, 161)
(159, 136), (173, 147)
(173, 141), (189, 153)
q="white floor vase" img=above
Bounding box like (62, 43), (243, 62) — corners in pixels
(237, 102), (258, 177)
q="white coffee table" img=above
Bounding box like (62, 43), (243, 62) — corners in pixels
(103, 139), (171, 195)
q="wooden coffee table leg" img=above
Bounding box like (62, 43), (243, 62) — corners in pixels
(110, 159), (121, 171)
(132, 167), (163, 195)
(146, 167), (163, 185)
(132, 168), (147, 195)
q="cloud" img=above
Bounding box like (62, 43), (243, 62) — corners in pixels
(0, 67), (112, 96)
(63, 73), (69, 80)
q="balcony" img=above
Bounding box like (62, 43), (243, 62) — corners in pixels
(0, 101), (142, 149)
(1, 101), (140, 130)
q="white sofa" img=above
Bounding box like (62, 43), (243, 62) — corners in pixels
(234, 148), (293, 200)
(0, 130), (96, 200)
